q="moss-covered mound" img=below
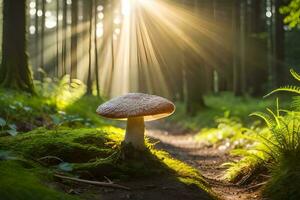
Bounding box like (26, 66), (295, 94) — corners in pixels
(0, 127), (211, 194)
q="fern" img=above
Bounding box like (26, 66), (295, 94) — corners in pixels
(250, 111), (275, 128)
(264, 85), (300, 98)
(290, 69), (300, 81)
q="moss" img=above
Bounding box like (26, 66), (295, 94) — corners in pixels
(0, 127), (123, 163)
(0, 127), (212, 194)
(0, 160), (78, 200)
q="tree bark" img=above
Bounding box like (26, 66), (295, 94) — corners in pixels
(40, 0), (46, 80)
(94, 0), (100, 97)
(0, 0), (34, 93)
(61, 0), (67, 76)
(86, 0), (93, 95)
(71, 0), (78, 80)
(56, 0), (59, 77)
(274, 0), (285, 86)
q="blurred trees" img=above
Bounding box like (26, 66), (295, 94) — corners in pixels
(0, 0), (299, 114)
(0, 0), (34, 93)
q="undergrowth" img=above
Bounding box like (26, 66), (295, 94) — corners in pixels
(220, 69), (300, 200)
(169, 92), (276, 130)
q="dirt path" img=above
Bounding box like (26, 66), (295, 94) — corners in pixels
(146, 126), (262, 200)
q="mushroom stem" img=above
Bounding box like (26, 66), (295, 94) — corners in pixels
(125, 117), (145, 149)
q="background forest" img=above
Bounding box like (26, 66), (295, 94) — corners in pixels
(0, 0), (300, 200)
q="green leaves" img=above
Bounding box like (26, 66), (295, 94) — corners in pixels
(0, 117), (6, 127)
(58, 162), (73, 172)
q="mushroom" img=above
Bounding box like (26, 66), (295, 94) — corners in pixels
(96, 93), (175, 149)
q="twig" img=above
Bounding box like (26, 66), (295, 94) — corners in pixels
(38, 156), (64, 163)
(104, 176), (113, 184)
(246, 181), (267, 190)
(54, 174), (131, 190)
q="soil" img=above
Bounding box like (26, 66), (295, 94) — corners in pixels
(146, 121), (264, 200)
(52, 121), (264, 200)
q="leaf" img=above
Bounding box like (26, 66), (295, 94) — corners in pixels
(50, 114), (61, 125)
(0, 117), (6, 127)
(58, 162), (73, 172)
(0, 150), (17, 160)
(9, 105), (16, 110)
(8, 124), (17, 130)
(23, 106), (32, 112)
(7, 129), (18, 136)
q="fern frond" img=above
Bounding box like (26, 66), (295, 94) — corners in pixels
(264, 85), (300, 98)
(267, 108), (281, 127)
(250, 112), (275, 128)
(292, 96), (300, 110)
(290, 69), (300, 81)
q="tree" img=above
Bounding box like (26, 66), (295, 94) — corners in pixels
(86, 0), (93, 95)
(71, 0), (78, 80)
(40, 0), (46, 80)
(0, 0), (34, 93)
(94, 0), (100, 97)
(56, 0), (60, 77)
(61, 0), (67, 76)
(274, 0), (286, 86)
(35, 0), (40, 73)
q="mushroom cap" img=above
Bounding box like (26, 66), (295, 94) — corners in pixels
(96, 93), (175, 121)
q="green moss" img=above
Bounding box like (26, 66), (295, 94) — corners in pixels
(0, 127), (122, 163)
(0, 160), (78, 200)
(0, 127), (212, 195)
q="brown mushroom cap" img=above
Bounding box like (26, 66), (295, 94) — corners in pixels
(96, 93), (175, 121)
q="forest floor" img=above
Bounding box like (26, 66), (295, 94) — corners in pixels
(146, 121), (263, 200)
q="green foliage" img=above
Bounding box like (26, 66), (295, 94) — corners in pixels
(195, 117), (254, 149)
(0, 77), (107, 133)
(280, 0), (300, 28)
(170, 92), (274, 130)
(0, 160), (78, 200)
(223, 69), (300, 199)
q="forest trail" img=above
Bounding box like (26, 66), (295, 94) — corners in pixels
(146, 124), (262, 200)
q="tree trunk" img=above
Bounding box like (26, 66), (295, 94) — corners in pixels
(40, 0), (46, 79)
(274, 0), (285, 86)
(0, 0), (34, 93)
(71, 0), (78, 80)
(61, 0), (67, 76)
(35, 0), (40, 74)
(94, 0), (100, 97)
(86, 0), (93, 95)
(56, 0), (60, 77)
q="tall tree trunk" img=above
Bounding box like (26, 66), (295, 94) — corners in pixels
(240, 0), (247, 94)
(0, 0), (34, 93)
(86, 0), (93, 95)
(71, 0), (78, 80)
(61, 0), (67, 76)
(35, 0), (40, 74)
(232, 0), (240, 95)
(94, 0), (100, 97)
(274, 0), (285, 86)
(56, 0), (59, 77)
(40, 0), (46, 80)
